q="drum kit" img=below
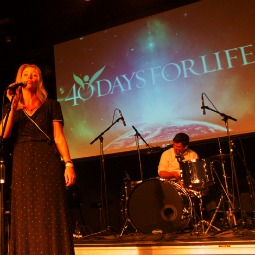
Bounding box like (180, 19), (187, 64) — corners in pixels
(88, 106), (254, 238)
(120, 154), (241, 237)
(118, 104), (254, 237)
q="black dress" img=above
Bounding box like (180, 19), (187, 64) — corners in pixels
(9, 99), (75, 255)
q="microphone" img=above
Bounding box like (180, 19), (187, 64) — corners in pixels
(132, 125), (139, 135)
(175, 149), (181, 158)
(201, 93), (206, 115)
(175, 149), (181, 162)
(7, 81), (27, 92)
(118, 110), (126, 126)
(175, 149), (184, 163)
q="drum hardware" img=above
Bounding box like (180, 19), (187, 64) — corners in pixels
(211, 158), (237, 228)
(120, 193), (127, 225)
(191, 190), (221, 236)
(119, 216), (138, 237)
(119, 218), (129, 237)
(120, 179), (142, 237)
(204, 195), (224, 234)
(217, 137), (235, 221)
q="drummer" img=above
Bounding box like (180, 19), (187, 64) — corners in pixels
(158, 132), (199, 182)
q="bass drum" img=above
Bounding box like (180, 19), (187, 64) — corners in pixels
(127, 178), (192, 234)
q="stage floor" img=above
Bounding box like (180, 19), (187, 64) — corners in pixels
(73, 226), (255, 255)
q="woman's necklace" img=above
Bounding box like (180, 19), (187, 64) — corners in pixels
(23, 99), (41, 115)
(23, 106), (37, 115)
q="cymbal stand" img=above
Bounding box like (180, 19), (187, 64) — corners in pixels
(210, 162), (237, 229)
(119, 181), (133, 237)
(217, 138), (237, 227)
(89, 116), (124, 237)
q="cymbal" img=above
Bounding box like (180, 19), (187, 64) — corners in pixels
(144, 146), (162, 154)
(208, 153), (229, 160)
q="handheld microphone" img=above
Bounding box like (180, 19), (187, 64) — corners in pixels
(201, 93), (206, 115)
(7, 81), (27, 92)
(118, 110), (126, 126)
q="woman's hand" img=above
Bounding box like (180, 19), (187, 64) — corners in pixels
(64, 166), (76, 186)
(6, 84), (22, 110)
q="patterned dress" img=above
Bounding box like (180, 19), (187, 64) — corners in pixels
(8, 99), (75, 255)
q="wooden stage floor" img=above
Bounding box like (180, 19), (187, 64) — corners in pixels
(73, 227), (255, 255)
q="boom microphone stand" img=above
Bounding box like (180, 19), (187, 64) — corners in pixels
(201, 103), (245, 228)
(132, 126), (152, 181)
(120, 126), (151, 237)
(88, 116), (124, 237)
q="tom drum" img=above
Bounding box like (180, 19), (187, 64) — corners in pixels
(181, 159), (214, 190)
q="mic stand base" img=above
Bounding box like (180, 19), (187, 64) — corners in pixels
(82, 226), (117, 239)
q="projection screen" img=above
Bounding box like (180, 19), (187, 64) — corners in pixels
(54, 0), (255, 159)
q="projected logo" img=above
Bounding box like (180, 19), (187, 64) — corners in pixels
(65, 66), (106, 106)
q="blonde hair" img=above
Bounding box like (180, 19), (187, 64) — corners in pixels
(16, 64), (48, 108)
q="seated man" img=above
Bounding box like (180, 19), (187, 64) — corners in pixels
(158, 132), (199, 181)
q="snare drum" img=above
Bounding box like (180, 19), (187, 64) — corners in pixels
(181, 159), (214, 189)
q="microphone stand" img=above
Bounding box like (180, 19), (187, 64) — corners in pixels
(88, 117), (123, 237)
(202, 105), (244, 229)
(132, 126), (151, 181)
(119, 126), (151, 237)
(0, 94), (15, 255)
